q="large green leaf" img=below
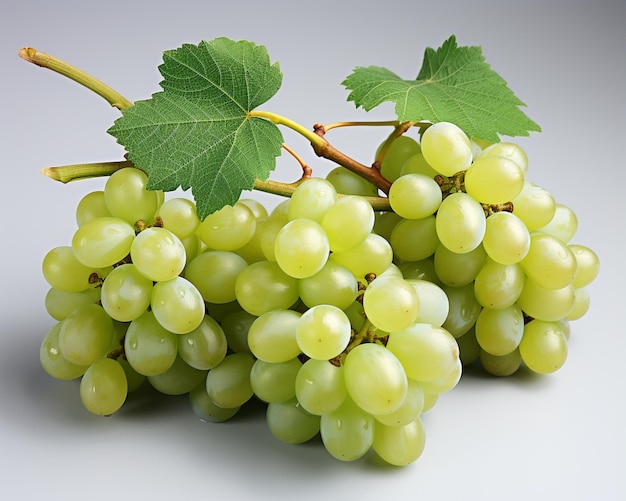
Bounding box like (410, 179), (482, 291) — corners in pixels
(108, 38), (284, 219)
(342, 35), (541, 141)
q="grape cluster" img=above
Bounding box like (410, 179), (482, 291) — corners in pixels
(39, 121), (598, 466)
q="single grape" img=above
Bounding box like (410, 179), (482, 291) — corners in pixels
(511, 182), (556, 231)
(479, 141), (529, 176)
(473, 260), (525, 309)
(362, 276), (419, 333)
(517, 280), (575, 322)
(321, 195), (375, 252)
(399, 152), (439, 179)
(298, 261), (358, 310)
(537, 203), (578, 243)
(343, 342), (408, 416)
(151, 277), (205, 334)
(220, 310), (256, 354)
(420, 122), (473, 176)
(104, 167), (161, 225)
(235, 261), (299, 316)
(247, 309), (302, 363)
(520, 233), (577, 290)
(565, 288), (591, 321)
(76, 191), (111, 227)
(205, 353), (255, 408)
(42, 246), (107, 292)
(441, 283), (482, 338)
(388, 173), (442, 219)
(326, 166), (378, 196)
(147, 355), (207, 395)
(124, 310), (178, 376)
(266, 398), (321, 444)
(72, 216), (136, 268)
(189, 383), (240, 423)
(295, 358), (347, 415)
(58, 304), (113, 366)
(482, 211), (530, 265)
(287, 178), (337, 222)
(100, 264), (153, 322)
(295, 305), (351, 361)
(274, 218), (330, 279)
(196, 202), (256, 251)
(569, 244), (600, 288)
(320, 397), (374, 462)
(157, 197), (200, 239)
(390, 216), (439, 262)
(329, 233), (393, 280)
(372, 418), (426, 466)
(464, 155), (524, 204)
(178, 315), (228, 370)
(250, 358), (301, 403)
(44, 287), (101, 321)
(80, 358), (128, 416)
(131, 226), (186, 282)
(184, 250), (248, 304)
(435, 192), (486, 254)
(475, 304), (524, 356)
(479, 349), (522, 377)
(433, 243), (487, 287)
(378, 135), (421, 182)
(519, 320), (568, 374)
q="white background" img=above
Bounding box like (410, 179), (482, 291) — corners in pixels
(1, 1), (624, 499)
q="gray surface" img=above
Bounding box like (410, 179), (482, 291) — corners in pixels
(1, 1), (624, 499)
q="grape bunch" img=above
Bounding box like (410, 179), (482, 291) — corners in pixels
(39, 121), (598, 466)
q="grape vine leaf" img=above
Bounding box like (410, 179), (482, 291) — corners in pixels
(107, 38), (284, 219)
(342, 35), (541, 142)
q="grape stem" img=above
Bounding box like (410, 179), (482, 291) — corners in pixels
(18, 48), (133, 110)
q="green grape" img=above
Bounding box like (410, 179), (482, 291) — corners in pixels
(378, 135), (421, 182)
(321, 195), (375, 252)
(287, 178), (338, 222)
(178, 315), (228, 370)
(42, 246), (107, 292)
(386, 323), (459, 382)
(104, 167), (161, 225)
(157, 197), (200, 239)
(520, 233), (577, 290)
(343, 343), (408, 416)
(569, 244), (600, 288)
(295, 305), (351, 360)
(464, 156), (524, 204)
(181, 234), (201, 265)
(234, 219), (267, 264)
(80, 358), (128, 416)
(72, 216), (136, 268)
(516, 279), (575, 321)
(475, 304), (524, 356)
(44, 287), (101, 321)
(389, 173), (442, 219)
(268, 198), (291, 223)
(479, 141), (529, 176)
(40, 321), (87, 380)
(441, 283), (482, 338)
(480, 348), (522, 377)
(298, 261), (358, 310)
(295, 358), (347, 415)
(320, 397), (374, 462)
(373, 418), (426, 466)
(399, 152), (439, 179)
(250, 358), (301, 403)
(151, 277), (205, 334)
(100, 264), (153, 322)
(266, 398), (321, 444)
(435, 192), (486, 254)
(130, 227), (186, 282)
(189, 383), (240, 423)
(235, 261), (299, 316)
(511, 182), (556, 231)
(59, 304), (113, 366)
(205, 300), (242, 323)
(329, 233), (393, 281)
(422, 392), (439, 413)
(274, 218), (330, 279)
(184, 250), (248, 304)
(196, 202), (256, 251)
(147, 355), (207, 395)
(326, 166), (378, 196)
(220, 310), (256, 354)
(373, 378), (424, 427)
(566, 287), (591, 321)
(483, 211), (530, 265)
(247, 309), (302, 363)
(538, 203), (578, 243)
(456, 327), (481, 366)
(433, 243), (487, 287)
(390, 216), (439, 262)
(420, 122), (473, 176)
(238, 198), (269, 220)
(76, 190), (111, 227)
(205, 353), (255, 408)
(519, 320), (568, 374)
(419, 357), (462, 394)
(124, 310), (178, 376)
(406, 279), (449, 327)
(474, 260), (525, 309)
(372, 211), (402, 242)
(362, 276), (419, 333)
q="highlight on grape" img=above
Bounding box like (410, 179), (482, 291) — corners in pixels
(25, 35), (599, 467)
